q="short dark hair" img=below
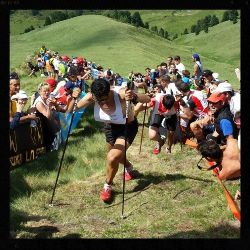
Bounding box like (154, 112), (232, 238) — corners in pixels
(160, 75), (171, 82)
(160, 62), (167, 67)
(91, 78), (110, 99)
(67, 66), (79, 76)
(10, 72), (20, 80)
(202, 69), (213, 77)
(174, 55), (181, 61)
(197, 140), (223, 160)
(177, 82), (190, 93)
(162, 94), (175, 110)
(182, 70), (190, 77)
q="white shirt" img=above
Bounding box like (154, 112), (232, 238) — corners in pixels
(229, 92), (240, 116)
(175, 63), (185, 75)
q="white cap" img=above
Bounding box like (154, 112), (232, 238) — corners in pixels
(216, 82), (233, 93)
(212, 72), (219, 81)
(11, 91), (28, 100)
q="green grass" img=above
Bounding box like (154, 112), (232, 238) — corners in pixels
(10, 110), (240, 238)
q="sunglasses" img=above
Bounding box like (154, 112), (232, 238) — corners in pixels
(196, 156), (221, 171)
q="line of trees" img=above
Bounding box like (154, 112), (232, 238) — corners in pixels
(102, 10), (171, 40)
(183, 10), (239, 36)
(15, 9), (240, 38)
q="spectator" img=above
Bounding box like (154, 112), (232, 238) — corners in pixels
(52, 66), (85, 97)
(192, 53), (203, 79)
(32, 83), (62, 151)
(10, 72), (21, 118)
(39, 45), (47, 56)
(46, 55), (54, 78)
(30, 78), (57, 106)
(166, 56), (173, 72)
(174, 55), (185, 76)
(207, 92), (239, 145)
(10, 91), (38, 129)
(54, 81), (74, 112)
(216, 81), (240, 116)
(36, 54), (45, 77)
(168, 63), (181, 83)
(202, 69), (219, 97)
(27, 61), (39, 77)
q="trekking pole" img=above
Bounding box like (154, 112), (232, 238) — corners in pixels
(139, 86), (148, 154)
(139, 105), (147, 154)
(121, 80), (133, 219)
(49, 99), (78, 206)
(177, 107), (184, 151)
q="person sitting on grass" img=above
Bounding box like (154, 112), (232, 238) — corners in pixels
(27, 61), (39, 77)
(67, 78), (150, 203)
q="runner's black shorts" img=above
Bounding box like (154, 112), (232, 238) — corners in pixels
(103, 118), (138, 145)
(150, 114), (177, 131)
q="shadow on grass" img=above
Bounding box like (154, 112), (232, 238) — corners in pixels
(10, 208), (50, 235)
(127, 172), (214, 194)
(164, 222), (240, 238)
(10, 208), (82, 239)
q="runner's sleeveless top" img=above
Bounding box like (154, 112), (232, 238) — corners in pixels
(94, 89), (126, 124)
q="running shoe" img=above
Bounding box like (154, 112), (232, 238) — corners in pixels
(153, 139), (164, 154)
(100, 186), (112, 202)
(124, 171), (133, 181)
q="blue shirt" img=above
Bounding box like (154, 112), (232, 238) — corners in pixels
(220, 119), (233, 137)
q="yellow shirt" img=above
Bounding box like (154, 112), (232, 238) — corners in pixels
(10, 100), (17, 118)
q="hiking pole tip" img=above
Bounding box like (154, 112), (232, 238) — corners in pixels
(121, 214), (127, 219)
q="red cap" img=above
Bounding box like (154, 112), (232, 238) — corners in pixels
(46, 78), (57, 86)
(76, 56), (85, 65)
(62, 55), (70, 62)
(207, 92), (226, 103)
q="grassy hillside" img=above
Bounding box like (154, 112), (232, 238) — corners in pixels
(10, 14), (240, 98)
(132, 10), (226, 37)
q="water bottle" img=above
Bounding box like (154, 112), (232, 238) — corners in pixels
(30, 111), (37, 127)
